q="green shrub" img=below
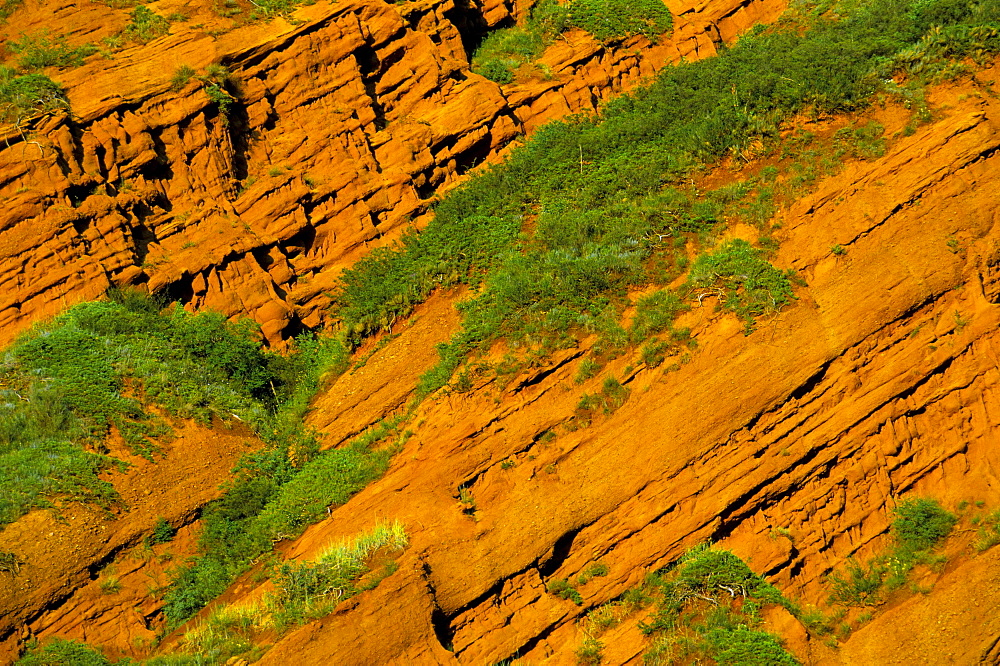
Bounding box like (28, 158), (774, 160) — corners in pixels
(161, 555), (232, 624)
(674, 543), (784, 604)
(828, 557), (883, 606)
(685, 240), (797, 332)
(148, 517), (176, 545)
(575, 357), (602, 383)
(9, 30), (96, 70)
(0, 67), (68, 123)
(576, 637), (604, 664)
(637, 545), (796, 664)
(472, 28), (545, 83)
(975, 509), (1000, 551)
(706, 626), (798, 665)
(630, 290), (688, 341)
(171, 64), (196, 89)
(892, 497), (956, 551)
(577, 561), (610, 585)
(0, 428), (122, 526)
(15, 637), (113, 665)
(827, 497), (957, 606)
(121, 5), (170, 43)
(548, 578), (584, 604)
(568, 0), (672, 42)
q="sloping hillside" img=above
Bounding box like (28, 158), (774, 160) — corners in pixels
(4, 0), (1000, 664)
(0, 0), (781, 347)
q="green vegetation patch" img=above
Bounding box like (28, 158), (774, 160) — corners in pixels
(0, 66), (68, 124)
(339, 0), (1000, 401)
(121, 5), (171, 43)
(685, 239), (797, 332)
(471, 0), (571, 83)
(9, 30), (96, 70)
(270, 520), (407, 626)
(637, 543), (798, 664)
(162, 420), (399, 627)
(471, 0), (672, 83)
(0, 0), (23, 22)
(892, 496), (957, 551)
(16, 638), (113, 666)
(827, 497), (956, 607)
(0, 289), (342, 529)
(569, 0), (672, 42)
(17, 524), (407, 664)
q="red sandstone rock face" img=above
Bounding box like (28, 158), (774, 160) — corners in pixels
(0, 0), (785, 347)
(13, 3), (1000, 665)
(0, 422), (252, 659)
(242, 70), (1000, 664)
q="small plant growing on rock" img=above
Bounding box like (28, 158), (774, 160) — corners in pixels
(10, 30), (96, 70)
(576, 561), (610, 585)
(457, 485), (476, 514)
(575, 357), (601, 383)
(0, 551), (22, 576)
(194, 64), (237, 122)
(547, 578), (583, 604)
(171, 64), (195, 90)
(576, 636), (604, 665)
(99, 573), (122, 594)
(122, 5), (170, 43)
(146, 516), (176, 546)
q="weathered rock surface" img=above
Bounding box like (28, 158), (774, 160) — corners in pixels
(0, 422), (253, 659)
(243, 69), (1000, 663)
(7, 1), (1000, 664)
(0, 0), (783, 348)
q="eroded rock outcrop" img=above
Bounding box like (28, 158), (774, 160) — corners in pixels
(234, 69), (1000, 664)
(0, 0), (784, 347)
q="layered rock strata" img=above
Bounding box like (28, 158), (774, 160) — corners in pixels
(0, 0), (785, 346)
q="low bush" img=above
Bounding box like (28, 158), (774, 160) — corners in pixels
(828, 558), (883, 606)
(0, 67), (68, 123)
(637, 544), (796, 664)
(568, 0), (672, 42)
(16, 638), (113, 665)
(272, 521), (407, 616)
(685, 239), (797, 332)
(148, 517), (176, 545)
(121, 5), (170, 43)
(547, 578), (584, 604)
(892, 497), (956, 552)
(171, 64), (196, 89)
(827, 497), (956, 607)
(9, 30), (96, 70)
